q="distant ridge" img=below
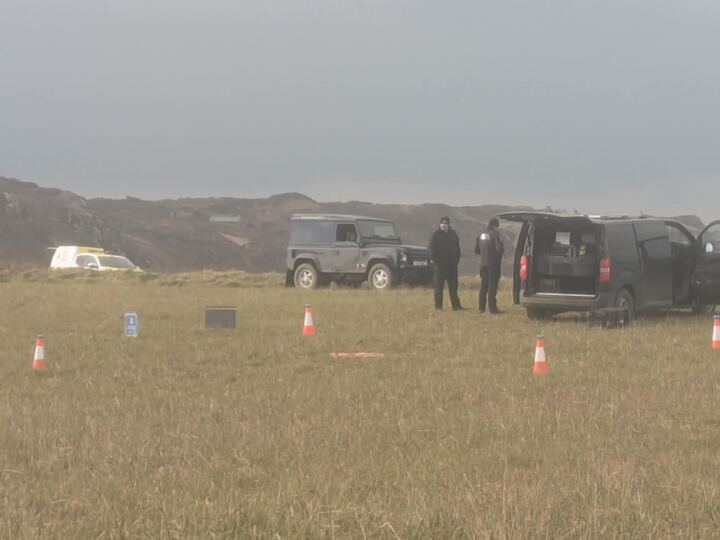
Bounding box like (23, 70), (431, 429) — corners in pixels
(0, 176), (706, 274)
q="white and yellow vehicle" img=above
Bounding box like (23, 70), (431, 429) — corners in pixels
(49, 246), (141, 272)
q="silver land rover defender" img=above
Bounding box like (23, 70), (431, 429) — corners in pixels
(285, 214), (433, 289)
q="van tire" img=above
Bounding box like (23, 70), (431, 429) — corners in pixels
(615, 288), (635, 320)
(526, 307), (554, 320)
(691, 300), (715, 315)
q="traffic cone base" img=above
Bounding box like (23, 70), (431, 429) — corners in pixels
(713, 316), (720, 349)
(533, 335), (549, 375)
(32, 335), (47, 370)
(302, 305), (316, 336)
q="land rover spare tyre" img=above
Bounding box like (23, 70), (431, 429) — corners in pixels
(294, 263), (319, 289)
(369, 263), (394, 290)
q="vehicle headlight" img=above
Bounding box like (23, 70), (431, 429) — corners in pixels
(399, 251), (408, 263)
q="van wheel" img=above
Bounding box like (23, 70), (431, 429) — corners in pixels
(615, 288), (635, 320)
(691, 299), (714, 315)
(294, 263), (320, 289)
(526, 307), (553, 320)
(368, 263), (394, 290)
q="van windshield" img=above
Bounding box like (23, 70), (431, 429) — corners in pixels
(357, 220), (401, 244)
(98, 256), (136, 269)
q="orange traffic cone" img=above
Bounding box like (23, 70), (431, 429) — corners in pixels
(713, 315), (720, 350)
(302, 304), (316, 336)
(32, 335), (47, 370)
(533, 335), (549, 375)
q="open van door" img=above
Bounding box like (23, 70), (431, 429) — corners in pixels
(693, 221), (720, 305)
(497, 212), (596, 304)
(511, 222), (529, 304)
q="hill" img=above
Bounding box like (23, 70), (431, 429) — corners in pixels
(0, 176), (707, 275)
(0, 177), (529, 274)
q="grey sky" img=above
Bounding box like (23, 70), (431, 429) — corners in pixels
(1, 0), (719, 220)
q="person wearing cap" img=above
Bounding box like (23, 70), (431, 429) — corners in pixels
(474, 217), (504, 313)
(428, 216), (463, 311)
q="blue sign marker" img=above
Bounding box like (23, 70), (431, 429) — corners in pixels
(125, 311), (139, 337)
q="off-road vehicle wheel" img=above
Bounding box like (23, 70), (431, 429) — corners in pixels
(294, 263), (319, 289)
(368, 263), (394, 290)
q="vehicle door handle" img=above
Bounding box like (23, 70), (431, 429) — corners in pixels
(335, 250), (340, 255)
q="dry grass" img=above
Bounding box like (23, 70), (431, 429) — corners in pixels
(1, 272), (720, 539)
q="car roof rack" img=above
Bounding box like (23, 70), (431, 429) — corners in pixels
(291, 213), (388, 222)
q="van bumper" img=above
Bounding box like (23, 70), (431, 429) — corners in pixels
(520, 292), (610, 312)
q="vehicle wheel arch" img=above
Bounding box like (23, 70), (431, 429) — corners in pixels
(365, 257), (394, 277)
(292, 256), (319, 272)
(616, 283), (636, 301)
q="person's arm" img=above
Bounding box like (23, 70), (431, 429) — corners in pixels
(474, 235), (481, 255)
(494, 231), (504, 257)
(455, 232), (461, 264)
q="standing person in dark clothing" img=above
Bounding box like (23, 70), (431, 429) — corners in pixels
(429, 216), (463, 310)
(475, 217), (504, 314)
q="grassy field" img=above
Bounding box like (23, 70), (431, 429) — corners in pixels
(1, 270), (720, 539)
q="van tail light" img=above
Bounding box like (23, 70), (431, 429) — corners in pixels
(599, 257), (611, 283)
(519, 255), (528, 281)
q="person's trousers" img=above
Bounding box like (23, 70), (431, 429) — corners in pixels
(434, 266), (461, 309)
(479, 264), (501, 312)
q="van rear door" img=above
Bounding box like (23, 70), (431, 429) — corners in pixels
(497, 212), (596, 303)
(511, 222), (529, 304)
(693, 221), (720, 304)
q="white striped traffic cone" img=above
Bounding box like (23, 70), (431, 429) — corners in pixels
(302, 304), (316, 336)
(533, 335), (549, 375)
(32, 335), (47, 370)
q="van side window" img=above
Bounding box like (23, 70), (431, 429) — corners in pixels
(604, 223), (637, 260)
(634, 222), (671, 260)
(666, 224), (692, 246)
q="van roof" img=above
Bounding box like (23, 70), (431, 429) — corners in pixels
(497, 211), (669, 226)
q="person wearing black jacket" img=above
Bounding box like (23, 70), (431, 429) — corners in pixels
(475, 217), (504, 313)
(429, 216), (463, 310)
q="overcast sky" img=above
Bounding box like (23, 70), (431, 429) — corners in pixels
(1, 0), (719, 220)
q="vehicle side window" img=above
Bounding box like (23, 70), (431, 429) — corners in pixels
(75, 255), (92, 268)
(335, 224), (358, 243)
(634, 222), (671, 259)
(699, 223), (720, 254)
(666, 224), (693, 246)
(604, 223), (638, 260)
(289, 222), (335, 244)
